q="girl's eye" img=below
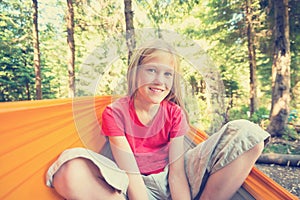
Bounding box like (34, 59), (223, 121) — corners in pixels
(165, 72), (173, 77)
(147, 68), (156, 73)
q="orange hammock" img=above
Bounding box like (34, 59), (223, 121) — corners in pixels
(0, 96), (297, 200)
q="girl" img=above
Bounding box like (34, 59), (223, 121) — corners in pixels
(46, 39), (270, 200)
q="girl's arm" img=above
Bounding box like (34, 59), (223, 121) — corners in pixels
(109, 136), (148, 200)
(169, 136), (191, 200)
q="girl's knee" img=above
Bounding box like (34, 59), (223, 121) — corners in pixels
(53, 158), (93, 187)
(52, 158), (99, 198)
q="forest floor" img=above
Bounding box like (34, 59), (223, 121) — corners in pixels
(253, 133), (300, 198)
(255, 163), (300, 198)
(254, 133), (300, 198)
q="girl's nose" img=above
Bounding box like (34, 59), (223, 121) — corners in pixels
(153, 73), (164, 84)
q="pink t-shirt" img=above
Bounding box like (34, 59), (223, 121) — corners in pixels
(101, 96), (189, 175)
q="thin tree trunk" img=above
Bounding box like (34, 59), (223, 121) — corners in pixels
(267, 0), (291, 137)
(246, 0), (258, 116)
(32, 0), (42, 99)
(124, 0), (135, 65)
(26, 81), (30, 100)
(67, 0), (75, 97)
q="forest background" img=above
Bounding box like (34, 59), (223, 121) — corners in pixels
(1, 0), (299, 164)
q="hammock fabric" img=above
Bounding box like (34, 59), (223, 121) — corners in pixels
(0, 96), (297, 200)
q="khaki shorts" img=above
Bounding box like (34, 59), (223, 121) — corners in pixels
(46, 119), (270, 199)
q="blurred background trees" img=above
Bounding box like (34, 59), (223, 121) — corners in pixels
(0, 0), (299, 137)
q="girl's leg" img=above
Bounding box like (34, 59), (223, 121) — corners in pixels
(52, 158), (125, 200)
(199, 141), (264, 200)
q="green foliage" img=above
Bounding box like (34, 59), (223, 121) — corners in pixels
(288, 110), (298, 123)
(0, 0), (63, 101)
(263, 126), (300, 155)
(283, 125), (300, 140)
(263, 142), (300, 155)
(250, 107), (269, 124)
(0, 0), (34, 101)
(228, 106), (269, 125)
(263, 125), (300, 155)
(136, 0), (196, 30)
(228, 105), (249, 121)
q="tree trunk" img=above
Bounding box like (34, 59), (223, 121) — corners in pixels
(32, 0), (42, 100)
(124, 0), (135, 65)
(267, 0), (291, 137)
(257, 153), (300, 167)
(66, 0), (75, 97)
(246, 0), (258, 116)
(26, 81), (30, 100)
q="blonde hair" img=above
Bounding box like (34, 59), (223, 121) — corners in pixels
(127, 39), (185, 110)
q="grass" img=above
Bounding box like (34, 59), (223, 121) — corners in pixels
(263, 143), (300, 154)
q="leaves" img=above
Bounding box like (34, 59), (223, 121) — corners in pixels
(0, 0), (298, 134)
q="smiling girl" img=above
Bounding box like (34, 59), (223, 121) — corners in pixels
(46, 39), (270, 200)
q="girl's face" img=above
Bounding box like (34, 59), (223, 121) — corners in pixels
(135, 50), (175, 105)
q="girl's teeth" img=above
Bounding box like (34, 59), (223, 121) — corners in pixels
(150, 88), (162, 92)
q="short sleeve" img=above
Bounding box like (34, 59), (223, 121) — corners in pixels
(169, 106), (190, 138)
(101, 106), (125, 137)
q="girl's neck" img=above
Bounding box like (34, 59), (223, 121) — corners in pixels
(133, 97), (160, 125)
(133, 96), (160, 113)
